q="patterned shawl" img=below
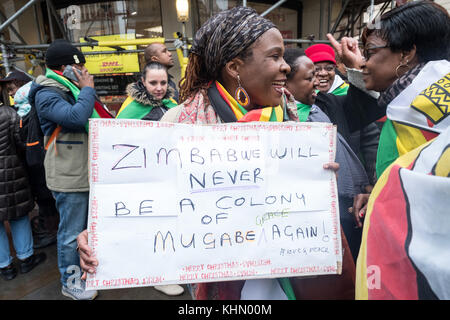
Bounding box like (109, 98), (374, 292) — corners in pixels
(177, 86), (299, 125)
(375, 60), (450, 177)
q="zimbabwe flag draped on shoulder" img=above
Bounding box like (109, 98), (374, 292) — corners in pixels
(45, 68), (113, 132)
(329, 74), (349, 96)
(376, 60), (450, 178)
(115, 96), (177, 119)
(356, 125), (450, 300)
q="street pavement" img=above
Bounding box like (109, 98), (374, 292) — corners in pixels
(0, 240), (191, 300)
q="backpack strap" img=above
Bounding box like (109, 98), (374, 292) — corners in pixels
(45, 125), (62, 154)
(40, 86), (74, 154)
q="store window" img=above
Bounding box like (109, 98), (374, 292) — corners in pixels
(56, 1), (163, 114)
(58, 0), (163, 42)
(193, 0), (299, 44)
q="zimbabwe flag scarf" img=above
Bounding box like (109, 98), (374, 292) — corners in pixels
(45, 68), (113, 132)
(329, 74), (349, 96)
(356, 125), (450, 300)
(376, 60), (450, 178)
(116, 97), (177, 119)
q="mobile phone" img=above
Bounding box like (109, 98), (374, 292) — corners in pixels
(62, 65), (81, 82)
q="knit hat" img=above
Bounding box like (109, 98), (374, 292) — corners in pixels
(305, 44), (336, 64)
(191, 6), (276, 80)
(45, 39), (86, 68)
(0, 70), (32, 82)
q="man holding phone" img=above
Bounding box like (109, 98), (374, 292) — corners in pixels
(28, 39), (99, 300)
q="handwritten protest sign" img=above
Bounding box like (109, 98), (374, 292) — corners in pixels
(86, 119), (341, 290)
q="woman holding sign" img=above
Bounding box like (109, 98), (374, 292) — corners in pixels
(115, 62), (177, 121)
(114, 61), (183, 296)
(78, 6), (357, 300)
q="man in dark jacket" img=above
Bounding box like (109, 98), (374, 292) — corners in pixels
(144, 43), (179, 102)
(28, 39), (98, 300)
(0, 104), (46, 281)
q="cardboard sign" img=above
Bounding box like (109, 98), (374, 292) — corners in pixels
(86, 119), (341, 290)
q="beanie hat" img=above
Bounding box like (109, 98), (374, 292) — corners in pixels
(305, 44), (336, 64)
(0, 70), (32, 83)
(45, 39), (86, 68)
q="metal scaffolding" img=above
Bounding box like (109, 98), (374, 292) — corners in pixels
(0, 0), (398, 77)
(0, 0), (191, 77)
(329, 0), (396, 39)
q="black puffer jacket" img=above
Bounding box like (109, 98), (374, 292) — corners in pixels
(0, 106), (34, 221)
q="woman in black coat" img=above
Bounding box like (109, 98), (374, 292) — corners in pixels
(0, 105), (46, 281)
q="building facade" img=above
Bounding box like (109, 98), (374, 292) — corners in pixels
(0, 0), (448, 110)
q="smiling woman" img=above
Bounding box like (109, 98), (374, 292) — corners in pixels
(77, 6), (352, 301)
(352, 1), (450, 300)
(115, 62), (177, 120)
(158, 6), (352, 301)
(358, 0), (450, 177)
(176, 7), (292, 117)
(305, 44), (348, 96)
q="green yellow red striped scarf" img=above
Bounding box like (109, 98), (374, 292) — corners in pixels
(328, 74), (349, 96)
(45, 68), (112, 132)
(215, 81), (283, 122)
(331, 82), (349, 96)
(116, 96), (177, 119)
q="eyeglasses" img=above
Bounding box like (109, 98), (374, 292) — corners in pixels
(363, 45), (388, 61)
(314, 65), (336, 73)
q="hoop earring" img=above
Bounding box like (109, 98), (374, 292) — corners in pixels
(395, 60), (409, 78)
(235, 74), (250, 107)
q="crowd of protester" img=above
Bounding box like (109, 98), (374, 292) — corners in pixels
(0, 0), (449, 300)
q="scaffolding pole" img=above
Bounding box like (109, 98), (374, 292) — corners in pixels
(0, 10), (27, 45)
(46, 0), (69, 41)
(261, 0), (287, 17)
(284, 39), (331, 45)
(328, 0), (332, 33)
(46, 0), (55, 41)
(0, 0), (397, 75)
(330, 0), (351, 34)
(33, 2), (43, 44)
(10, 38), (179, 50)
(0, 0), (42, 34)
(0, 35), (10, 73)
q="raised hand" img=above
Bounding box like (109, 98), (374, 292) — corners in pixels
(327, 33), (364, 69)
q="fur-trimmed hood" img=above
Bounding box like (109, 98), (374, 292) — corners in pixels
(126, 80), (175, 107)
